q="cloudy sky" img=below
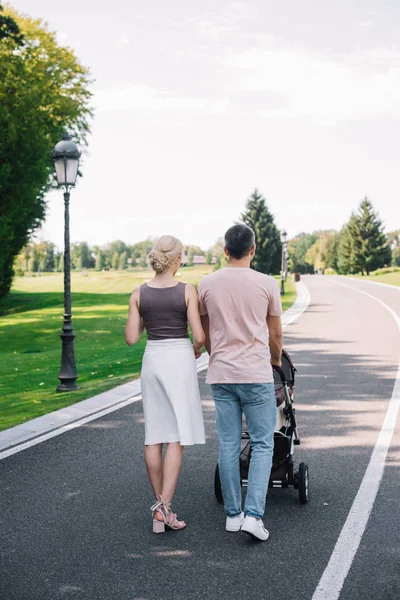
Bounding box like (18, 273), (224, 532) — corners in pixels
(13, 0), (400, 249)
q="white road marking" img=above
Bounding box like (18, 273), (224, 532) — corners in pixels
(312, 281), (400, 600)
(0, 282), (311, 461)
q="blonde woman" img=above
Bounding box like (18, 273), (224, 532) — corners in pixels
(125, 235), (206, 533)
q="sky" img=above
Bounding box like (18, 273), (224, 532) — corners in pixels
(11, 0), (400, 250)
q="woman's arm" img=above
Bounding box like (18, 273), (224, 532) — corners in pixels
(186, 284), (205, 358)
(125, 288), (144, 346)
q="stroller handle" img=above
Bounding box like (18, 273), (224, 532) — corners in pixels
(272, 364), (287, 384)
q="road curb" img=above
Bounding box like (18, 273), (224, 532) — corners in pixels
(0, 282), (309, 456)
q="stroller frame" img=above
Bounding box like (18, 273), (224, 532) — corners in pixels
(214, 349), (309, 505)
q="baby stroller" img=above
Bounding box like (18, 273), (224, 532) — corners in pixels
(214, 349), (309, 505)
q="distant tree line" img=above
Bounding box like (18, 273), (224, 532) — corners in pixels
(289, 198), (397, 275)
(11, 193), (398, 280)
(13, 239), (212, 275)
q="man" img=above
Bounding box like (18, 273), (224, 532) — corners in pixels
(198, 223), (283, 541)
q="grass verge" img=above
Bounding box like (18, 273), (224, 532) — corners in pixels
(0, 268), (296, 431)
(349, 271), (400, 287)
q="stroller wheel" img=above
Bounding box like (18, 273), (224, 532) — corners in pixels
(298, 463), (309, 504)
(214, 464), (223, 504)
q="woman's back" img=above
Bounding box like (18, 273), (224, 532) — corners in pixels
(139, 281), (188, 341)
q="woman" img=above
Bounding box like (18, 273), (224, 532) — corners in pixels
(125, 235), (206, 534)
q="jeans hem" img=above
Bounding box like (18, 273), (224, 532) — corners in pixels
(244, 511), (263, 519)
(226, 511), (242, 518)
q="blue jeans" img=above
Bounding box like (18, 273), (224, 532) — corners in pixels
(211, 383), (276, 519)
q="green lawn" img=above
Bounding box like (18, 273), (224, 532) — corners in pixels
(0, 268), (296, 431)
(350, 271), (400, 287)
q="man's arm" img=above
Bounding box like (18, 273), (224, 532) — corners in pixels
(267, 314), (283, 366)
(200, 314), (211, 355)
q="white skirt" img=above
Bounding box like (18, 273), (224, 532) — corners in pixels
(141, 338), (206, 446)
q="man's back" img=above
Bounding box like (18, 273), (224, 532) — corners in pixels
(198, 266), (282, 384)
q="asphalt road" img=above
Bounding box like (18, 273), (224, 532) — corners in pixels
(1, 276), (399, 600)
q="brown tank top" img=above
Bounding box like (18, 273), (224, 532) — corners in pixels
(139, 282), (189, 341)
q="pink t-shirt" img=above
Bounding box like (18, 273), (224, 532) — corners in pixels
(198, 267), (283, 384)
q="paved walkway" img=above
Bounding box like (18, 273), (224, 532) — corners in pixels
(1, 277), (399, 600)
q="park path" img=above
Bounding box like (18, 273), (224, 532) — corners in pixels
(1, 276), (399, 600)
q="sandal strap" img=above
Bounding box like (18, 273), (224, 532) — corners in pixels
(150, 497), (165, 517)
(151, 496), (184, 527)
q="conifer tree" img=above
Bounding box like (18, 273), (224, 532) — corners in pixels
(240, 189), (281, 274)
(338, 198), (391, 275)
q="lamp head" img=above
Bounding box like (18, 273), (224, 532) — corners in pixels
(52, 134), (81, 187)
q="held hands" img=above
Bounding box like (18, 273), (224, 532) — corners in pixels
(193, 345), (203, 360)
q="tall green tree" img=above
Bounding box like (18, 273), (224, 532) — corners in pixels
(0, 5), (92, 298)
(240, 189), (281, 274)
(338, 199), (391, 275)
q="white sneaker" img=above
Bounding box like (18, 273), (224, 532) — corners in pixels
(226, 511), (244, 532)
(241, 516), (270, 541)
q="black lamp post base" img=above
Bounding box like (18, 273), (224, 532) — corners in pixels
(57, 380), (80, 392)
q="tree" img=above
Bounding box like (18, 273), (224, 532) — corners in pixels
(71, 241), (92, 269)
(287, 232), (318, 274)
(337, 218), (358, 274)
(212, 238), (228, 271)
(338, 199), (391, 275)
(206, 249), (213, 265)
(240, 189), (281, 274)
(78, 242), (92, 269)
(95, 251), (104, 271)
(27, 256), (37, 273)
(0, 3), (23, 43)
(0, 5), (92, 298)
(387, 230), (400, 267)
(130, 239), (154, 268)
(118, 251), (127, 270)
(187, 249), (194, 267)
(57, 253), (64, 272)
(303, 231), (340, 272)
(36, 241), (56, 272)
(111, 252), (119, 270)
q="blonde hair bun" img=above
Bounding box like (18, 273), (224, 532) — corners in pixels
(148, 235), (183, 274)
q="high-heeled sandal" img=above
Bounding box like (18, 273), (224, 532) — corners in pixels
(151, 495), (186, 534)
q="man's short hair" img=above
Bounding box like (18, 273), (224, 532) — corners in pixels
(224, 223), (255, 259)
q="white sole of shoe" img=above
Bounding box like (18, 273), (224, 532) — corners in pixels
(241, 528), (270, 541)
(226, 525), (242, 532)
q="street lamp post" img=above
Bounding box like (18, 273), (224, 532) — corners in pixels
(52, 134), (81, 392)
(280, 229), (287, 296)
